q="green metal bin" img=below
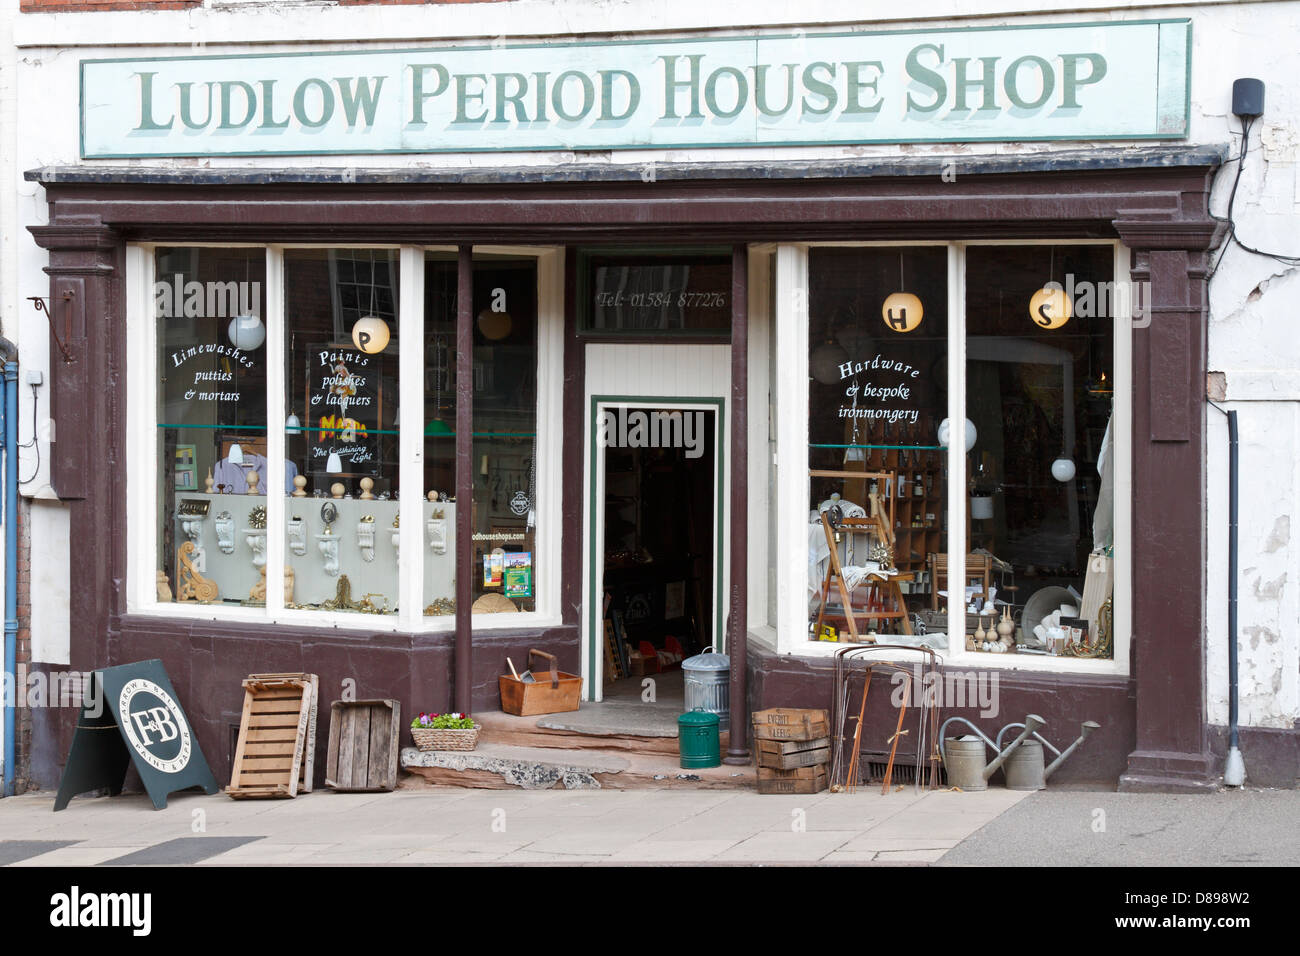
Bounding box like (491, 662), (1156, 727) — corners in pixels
(678, 710), (721, 769)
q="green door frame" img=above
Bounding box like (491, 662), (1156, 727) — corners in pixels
(586, 395), (726, 702)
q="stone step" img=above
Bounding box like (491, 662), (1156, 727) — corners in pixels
(400, 743), (753, 791)
(473, 709), (730, 756)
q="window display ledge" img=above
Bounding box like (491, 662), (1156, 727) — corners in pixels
(788, 637), (1127, 676)
(126, 602), (562, 634)
(747, 625), (778, 652)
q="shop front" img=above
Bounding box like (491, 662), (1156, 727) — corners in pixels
(13, 12), (1271, 793)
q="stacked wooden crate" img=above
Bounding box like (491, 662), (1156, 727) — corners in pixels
(752, 708), (831, 794)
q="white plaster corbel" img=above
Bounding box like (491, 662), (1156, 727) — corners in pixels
(244, 528), (267, 571)
(317, 532), (340, 577)
(287, 516), (308, 556)
(357, 516), (376, 562)
(427, 510), (447, 554)
(214, 511), (235, 554)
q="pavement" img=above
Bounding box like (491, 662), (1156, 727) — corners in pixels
(0, 785), (1030, 866)
(0, 784), (1292, 866)
(938, 787), (1300, 867)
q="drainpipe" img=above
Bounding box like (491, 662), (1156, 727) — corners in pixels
(2, 338), (17, 796)
(1224, 409), (1245, 787)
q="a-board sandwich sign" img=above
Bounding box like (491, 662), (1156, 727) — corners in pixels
(54, 659), (219, 811)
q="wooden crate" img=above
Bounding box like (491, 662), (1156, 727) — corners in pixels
(325, 699), (401, 792)
(757, 764), (829, 795)
(226, 673), (318, 800)
(752, 708), (830, 741)
(757, 736), (831, 770)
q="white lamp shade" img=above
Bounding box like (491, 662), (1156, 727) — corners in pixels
(938, 418), (978, 452)
(881, 292), (923, 332)
(477, 308), (513, 341)
(810, 341), (849, 385)
(1030, 284), (1072, 329)
(352, 315), (391, 354)
(228, 443), (244, 465)
(227, 314), (266, 350)
(326, 451), (343, 474)
(285, 411), (301, 430)
(1051, 457), (1077, 482)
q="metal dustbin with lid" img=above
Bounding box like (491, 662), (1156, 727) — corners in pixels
(678, 711), (721, 769)
(681, 645), (730, 731)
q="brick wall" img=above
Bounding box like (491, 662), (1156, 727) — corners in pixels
(21, 0), (201, 12)
(13, 498), (33, 793)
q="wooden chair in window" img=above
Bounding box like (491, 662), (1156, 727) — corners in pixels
(811, 470), (913, 641)
(927, 552), (994, 611)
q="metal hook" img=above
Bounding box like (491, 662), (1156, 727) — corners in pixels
(28, 290), (76, 364)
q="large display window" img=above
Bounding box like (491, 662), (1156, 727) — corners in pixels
(795, 241), (1129, 668)
(135, 244), (559, 629)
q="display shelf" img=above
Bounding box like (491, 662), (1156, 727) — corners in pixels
(168, 492), (455, 613)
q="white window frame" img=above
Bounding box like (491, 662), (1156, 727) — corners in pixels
(126, 242), (564, 633)
(770, 239), (1132, 676)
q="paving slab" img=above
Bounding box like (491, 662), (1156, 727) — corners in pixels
(713, 829), (859, 862)
(608, 838), (743, 861)
(102, 837), (265, 865)
(199, 842), (338, 865)
(12, 845), (148, 867)
(0, 840), (81, 865)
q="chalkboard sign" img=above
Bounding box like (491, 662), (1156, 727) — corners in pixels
(306, 343), (384, 476)
(54, 660), (219, 811)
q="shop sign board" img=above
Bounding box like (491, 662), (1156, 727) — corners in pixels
(80, 19), (1190, 158)
(54, 660), (220, 811)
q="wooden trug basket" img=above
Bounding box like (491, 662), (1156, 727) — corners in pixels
(499, 649), (582, 717)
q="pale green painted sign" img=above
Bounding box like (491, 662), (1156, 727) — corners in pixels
(80, 19), (1190, 159)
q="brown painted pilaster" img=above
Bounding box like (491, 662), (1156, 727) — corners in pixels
(28, 220), (125, 679)
(724, 244), (750, 765)
(560, 248), (583, 628)
(1115, 215), (1226, 792)
(454, 244), (473, 715)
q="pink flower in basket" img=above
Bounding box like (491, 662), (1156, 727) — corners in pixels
(410, 711), (479, 751)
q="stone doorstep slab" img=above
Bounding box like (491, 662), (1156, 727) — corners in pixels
(400, 743), (753, 791)
(474, 709), (731, 756)
(535, 703), (683, 738)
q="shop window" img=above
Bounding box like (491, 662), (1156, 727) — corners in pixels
(800, 242), (1123, 664)
(155, 247), (268, 607)
(467, 254), (539, 615)
(143, 244), (555, 628)
(420, 253), (541, 617)
(282, 248), (400, 615)
(964, 245), (1115, 659)
(806, 247), (949, 647)
(577, 248), (731, 334)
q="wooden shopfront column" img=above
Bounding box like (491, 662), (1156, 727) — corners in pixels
(1115, 217), (1227, 793)
(27, 219), (126, 711)
(724, 244), (750, 765)
(454, 244), (474, 716)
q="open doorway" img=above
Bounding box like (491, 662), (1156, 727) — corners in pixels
(591, 401), (721, 710)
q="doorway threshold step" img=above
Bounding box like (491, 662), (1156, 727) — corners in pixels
(474, 709), (731, 755)
(536, 703), (681, 738)
(400, 743), (753, 791)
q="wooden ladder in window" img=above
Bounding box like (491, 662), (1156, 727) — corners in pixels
(813, 510), (913, 642)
